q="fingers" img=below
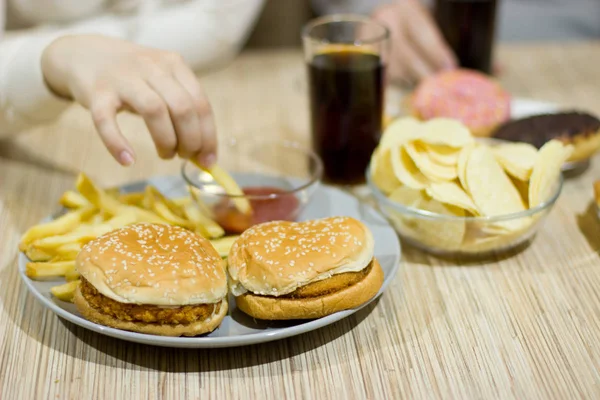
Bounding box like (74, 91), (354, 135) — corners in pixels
(397, 40), (435, 83)
(89, 92), (136, 166)
(373, 0), (457, 86)
(81, 48), (217, 166)
(172, 63), (217, 167)
(407, 10), (457, 72)
(118, 80), (178, 160)
(145, 69), (205, 161)
(373, 6), (431, 85)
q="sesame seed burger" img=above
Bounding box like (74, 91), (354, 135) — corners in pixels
(73, 223), (228, 337)
(228, 217), (384, 320)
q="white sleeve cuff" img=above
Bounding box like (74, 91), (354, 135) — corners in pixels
(4, 34), (71, 123)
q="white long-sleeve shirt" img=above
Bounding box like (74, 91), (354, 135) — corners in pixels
(0, 0), (265, 138)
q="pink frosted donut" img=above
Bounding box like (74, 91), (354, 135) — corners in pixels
(411, 69), (511, 137)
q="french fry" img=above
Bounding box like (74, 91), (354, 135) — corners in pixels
(129, 207), (171, 224)
(191, 162), (252, 215)
(148, 186), (185, 217)
(26, 260), (76, 279)
(210, 235), (239, 258)
(51, 280), (79, 302)
(188, 186), (214, 217)
(76, 173), (122, 215)
(172, 197), (192, 207)
(145, 186), (192, 228)
(20, 205), (96, 250)
(25, 246), (53, 262)
(77, 173), (168, 224)
(118, 192), (145, 206)
(33, 212), (137, 250)
(26, 238), (83, 262)
(65, 269), (80, 282)
(182, 202), (224, 239)
(59, 191), (89, 208)
(32, 228), (104, 250)
(55, 243), (83, 260)
(105, 187), (121, 198)
(88, 213), (106, 225)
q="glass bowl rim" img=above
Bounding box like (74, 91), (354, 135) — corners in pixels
(181, 137), (323, 201)
(366, 165), (563, 222)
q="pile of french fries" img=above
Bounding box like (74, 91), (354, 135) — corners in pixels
(20, 173), (239, 302)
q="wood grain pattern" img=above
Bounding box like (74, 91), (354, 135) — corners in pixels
(2, 43), (600, 400)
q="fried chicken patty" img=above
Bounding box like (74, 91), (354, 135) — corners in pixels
(80, 279), (220, 325)
(280, 261), (373, 299)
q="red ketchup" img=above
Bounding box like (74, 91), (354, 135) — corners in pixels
(213, 187), (300, 234)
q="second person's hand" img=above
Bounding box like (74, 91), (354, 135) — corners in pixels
(41, 34), (217, 167)
(372, 0), (457, 85)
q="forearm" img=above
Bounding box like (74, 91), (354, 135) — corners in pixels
(0, 33), (71, 138)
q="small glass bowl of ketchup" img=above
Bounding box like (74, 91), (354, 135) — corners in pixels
(181, 137), (323, 235)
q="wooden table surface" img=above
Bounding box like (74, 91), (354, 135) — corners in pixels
(2, 42), (600, 400)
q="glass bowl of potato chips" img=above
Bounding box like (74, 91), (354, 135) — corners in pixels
(366, 117), (571, 256)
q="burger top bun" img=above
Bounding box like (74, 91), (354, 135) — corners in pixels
(77, 223), (227, 306)
(227, 217), (374, 296)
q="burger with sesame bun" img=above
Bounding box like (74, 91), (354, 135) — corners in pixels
(73, 223), (228, 337)
(228, 216), (384, 320)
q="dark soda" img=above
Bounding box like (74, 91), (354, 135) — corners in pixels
(308, 49), (384, 185)
(434, 0), (498, 74)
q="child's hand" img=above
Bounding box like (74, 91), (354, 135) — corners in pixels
(42, 35), (216, 167)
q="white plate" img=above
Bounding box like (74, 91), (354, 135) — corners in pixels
(18, 176), (401, 348)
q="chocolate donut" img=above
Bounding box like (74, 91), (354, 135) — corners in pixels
(493, 111), (600, 162)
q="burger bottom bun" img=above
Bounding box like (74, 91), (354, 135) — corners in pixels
(235, 258), (384, 320)
(73, 287), (227, 337)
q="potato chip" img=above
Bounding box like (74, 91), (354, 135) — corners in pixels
(405, 141), (458, 181)
(388, 185), (424, 208)
(423, 143), (461, 166)
(390, 146), (429, 189)
(465, 146), (526, 231)
(371, 148), (401, 195)
(529, 140), (573, 207)
(426, 181), (479, 215)
(510, 176), (530, 209)
(387, 187), (466, 250)
(379, 117), (423, 150)
(492, 142), (538, 181)
(461, 234), (511, 253)
(420, 118), (475, 148)
(457, 144), (474, 192)
(389, 196), (466, 251)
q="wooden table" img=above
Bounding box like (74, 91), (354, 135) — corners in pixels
(1, 42), (600, 399)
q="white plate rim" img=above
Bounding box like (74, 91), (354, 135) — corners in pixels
(18, 180), (401, 348)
